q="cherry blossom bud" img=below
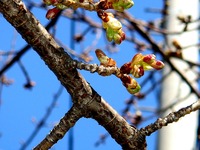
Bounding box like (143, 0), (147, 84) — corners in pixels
(111, 0), (134, 11)
(98, 11), (125, 44)
(120, 74), (141, 94)
(120, 62), (131, 74)
(142, 54), (164, 70)
(131, 65), (144, 78)
(130, 53), (143, 66)
(95, 49), (116, 67)
(98, 0), (134, 11)
(120, 53), (164, 78)
(120, 53), (144, 78)
(46, 7), (61, 19)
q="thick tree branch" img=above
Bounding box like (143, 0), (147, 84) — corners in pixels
(0, 0), (146, 149)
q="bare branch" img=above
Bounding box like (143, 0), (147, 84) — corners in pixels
(0, 1), (146, 149)
(140, 99), (200, 136)
(34, 103), (83, 150)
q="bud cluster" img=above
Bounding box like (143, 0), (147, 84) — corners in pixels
(95, 50), (164, 94)
(97, 10), (125, 44)
(43, 0), (135, 44)
(120, 53), (164, 78)
(43, 1), (165, 94)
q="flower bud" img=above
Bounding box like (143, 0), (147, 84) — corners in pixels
(100, 12), (125, 44)
(46, 7), (61, 19)
(120, 62), (131, 74)
(131, 65), (144, 78)
(95, 49), (116, 67)
(120, 74), (141, 94)
(112, 0), (134, 11)
(142, 54), (164, 70)
(120, 53), (164, 78)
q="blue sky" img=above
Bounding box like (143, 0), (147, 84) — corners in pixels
(0, 0), (163, 149)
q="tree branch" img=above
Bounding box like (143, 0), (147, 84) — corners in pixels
(140, 99), (200, 136)
(34, 103), (84, 150)
(0, 0), (146, 149)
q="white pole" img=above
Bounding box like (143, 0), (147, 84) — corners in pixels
(158, 0), (199, 150)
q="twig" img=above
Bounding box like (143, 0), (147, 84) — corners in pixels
(17, 60), (33, 88)
(140, 99), (200, 136)
(66, 59), (120, 76)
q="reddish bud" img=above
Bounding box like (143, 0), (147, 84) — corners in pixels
(129, 65), (144, 78)
(155, 61), (164, 69)
(120, 62), (131, 74)
(143, 54), (155, 63)
(120, 32), (126, 41)
(142, 54), (164, 70)
(138, 66), (144, 76)
(46, 7), (61, 19)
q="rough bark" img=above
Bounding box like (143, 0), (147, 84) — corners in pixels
(0, 0), (146, 149)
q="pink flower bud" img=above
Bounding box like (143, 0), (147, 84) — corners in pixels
(120, 53), (164, 78)
(143, 54), (155, 63)
(143, 54), (164, 70)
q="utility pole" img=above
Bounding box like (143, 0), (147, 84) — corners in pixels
(158, 0), (199, 150)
